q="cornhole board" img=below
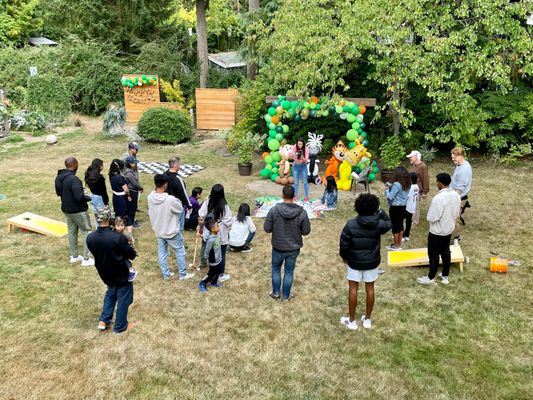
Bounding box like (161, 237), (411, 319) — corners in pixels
(6, 212), (68, 237)
(387, 245), (465, 272)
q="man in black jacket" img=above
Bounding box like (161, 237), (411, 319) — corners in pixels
(339, 193), (391, 330)
(87, 208), (137, 334)
(264, 185), (311, 301)
(164, 156), (191, 232)
(55, 157), (94, 266)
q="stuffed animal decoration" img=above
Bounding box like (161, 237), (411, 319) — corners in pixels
(306, 132), (323, 185)
(322, 140), (347, 184)
(276, 144), (295, 185)
(337, 159), (353, 191)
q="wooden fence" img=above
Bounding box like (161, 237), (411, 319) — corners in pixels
(195, 88), (239, 130)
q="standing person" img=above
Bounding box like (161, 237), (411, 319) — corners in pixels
(84, 158), (109, 225)
(87, 208), (137, 335)
(264, 185), (311, 301)
(109, 159), (131, 224)
(164, 157), (191, 232)
(417, 173), (461, 285)
(184, 187), (203, 231)
(198, 218), (223, 293)
(450, 147), (473, 231)
(198, 184), (233, 282)
(123, 142), (140, 162)
(124, 156), (143, 231)
(147, 174), (195, 281)
(339, 194), (392, 330)
(292, 137), (310, 202)
(385, 166), (410, 251)
(403, 172), (419, 242)
(406, 150), (430, 224)
(229, 203), (256, 253)
(55, 156), (94, 266)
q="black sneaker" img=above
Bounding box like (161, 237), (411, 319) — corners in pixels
(241, 245), (252, 253)
(133, 221), (141, 228)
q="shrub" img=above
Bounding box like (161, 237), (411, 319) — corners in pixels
(10, 110), (48, 131)
(25, 74), (71, 121)
(102, 105), (127, 137)
(379, 135), (406, 169)
(234, 132), (267, 165)
(137, 107), (192, 144)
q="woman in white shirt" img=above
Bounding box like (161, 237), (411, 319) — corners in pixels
(229, 203), (256, 253)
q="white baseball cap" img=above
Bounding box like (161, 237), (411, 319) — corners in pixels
(406, 150), (421, 159)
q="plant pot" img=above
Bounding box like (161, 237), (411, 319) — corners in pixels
(380, 169), (395, 184)
(238, 163), (252, 176)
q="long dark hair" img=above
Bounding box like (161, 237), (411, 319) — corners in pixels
(296, 137), (306, 150)
(85, 158), (104, 186)
(109, 159), (125, 177)
(207, 184), (228, 221)
(394, 166), (411, 191)
(326, 175), (337, 193)
(236, 203), (250, 223)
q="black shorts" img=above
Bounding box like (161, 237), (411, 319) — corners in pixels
(389, 205), (406, 234)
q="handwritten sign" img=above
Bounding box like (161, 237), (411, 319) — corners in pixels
(124, 86), (159, 104)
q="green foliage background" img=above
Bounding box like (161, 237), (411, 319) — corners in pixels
(137, 107), (192, 144)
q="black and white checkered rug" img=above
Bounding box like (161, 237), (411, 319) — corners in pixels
(138, 162), (205, 177)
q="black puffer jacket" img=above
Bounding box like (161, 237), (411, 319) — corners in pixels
(55, 169), (91, 213)
(264, 202), (311, 252)
(339, 209), (392, 270)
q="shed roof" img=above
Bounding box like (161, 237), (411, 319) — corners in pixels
(208, 51), (246, 69)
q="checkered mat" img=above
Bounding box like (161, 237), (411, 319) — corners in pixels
(138, 162), (205, 177)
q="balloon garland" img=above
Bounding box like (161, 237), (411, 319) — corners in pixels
(259, 95), (379, 183)
(121, 75), (158, 89)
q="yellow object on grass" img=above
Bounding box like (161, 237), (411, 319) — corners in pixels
(7, 212), (68, 237)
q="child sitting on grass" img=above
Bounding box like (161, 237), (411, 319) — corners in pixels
(198, 217), (222, 293)
(229, 203), (256, 253)
(113, 216), (137, 282)
(313, 175), (338, 211)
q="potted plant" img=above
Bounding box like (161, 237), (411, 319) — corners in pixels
(378, 135), (406, 183)
(236, 131), (266, 176)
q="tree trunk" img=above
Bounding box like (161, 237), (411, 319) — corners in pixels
(246, 0), (260, 80)
(390, 87), (400, 135)
(196, 0), (208, 88)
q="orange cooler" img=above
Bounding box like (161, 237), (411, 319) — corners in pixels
(489, 257), (508, 273)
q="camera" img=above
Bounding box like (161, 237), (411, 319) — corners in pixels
(296, 151), (303, 160)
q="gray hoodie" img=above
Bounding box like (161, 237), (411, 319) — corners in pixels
(264, 202), (311, 252)
(147, 191), (182, 239)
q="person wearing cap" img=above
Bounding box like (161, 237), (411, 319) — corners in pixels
(123, 142), (140, 162)
(416, 173), (461, 286)
(86, 208), (137, 334)
(55, 156), (94, 267)
(406, 150), (430, 225)
(124, 156), (143, 232)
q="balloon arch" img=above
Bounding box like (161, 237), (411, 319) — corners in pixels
(258, 95), (379, 184)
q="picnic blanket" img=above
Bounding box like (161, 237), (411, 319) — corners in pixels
(252, 196), (325, 220)
(138, 162), (205, 177)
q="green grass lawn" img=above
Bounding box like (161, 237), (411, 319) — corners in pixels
(0, 128), (532, 399)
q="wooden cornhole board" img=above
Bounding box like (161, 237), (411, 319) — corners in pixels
(7, 212), (68, 237)
(387, 245), (465, 272)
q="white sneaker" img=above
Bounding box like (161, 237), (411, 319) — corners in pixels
(164, 272), (175, 280)
(361, 315), (372, 329)
(81, 258), (95, 267)
(377, 268), (386, 275)
(218, 274), (231, 283)
(386, 244), (402, 251)
(402, 237), (409, 242)
(417, 276), (436, 285)
(340, 316), (358, 330)
(69, 255), (83, 263)
(179, 272), (195, 280)
(438, 273), (449, 285)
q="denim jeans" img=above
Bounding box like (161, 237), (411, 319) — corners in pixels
(179, 210), (186, 232)
(271, 248), (300, 299)
(220, 244), (228, 275)
(99, 283), (133, 333)
(246, 231), (255, 244)
(157, 233), (187, 278)
(292, 162), (309, 198)
(90, 195), (105, 226)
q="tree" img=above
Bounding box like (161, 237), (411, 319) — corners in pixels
(246, 0), (260, 80)
(0, 0), (42, 45)
(196, 0), (209, 88)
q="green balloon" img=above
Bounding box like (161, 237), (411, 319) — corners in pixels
(268, 139), (280, 151)
(352, 122), (360, 130)
(348, 141), (356, 149)
(265, 164), (273, 170)
(373, 166), (379, 173)
(272, 167), (278, 174)
(368, 173), (376, 181)
(361, 132), (367, 139)
(303, 101), (310, 109)
(259, 169), (270, 178)
(346, 129), (357, 141)
(272, 100), (280, 107)
(343, 105), (350, 112)
(265, 155), (273, 164)
(335, 105), (343, 114)
(269, 129), (277, 138)
(282, 100), (291, 110)
(322, 110), (329, 117)
(356, 115), (364, 123)
(276, 126), (283, 133)
(269, 122), (276, 130)
(264, 114), (272, 123)
(270, 173), (280, 182)
(295, 114), (301, 122)
(347, 114), (356, 123)
(268, 107), (277, 116)
(309, 102), (317, 110)
(291, 100), (298, 109)
(282, 125), (289, 133)
(363, 139), (369, 146)
(352, 105), (360, 115)
(271, 151), (281, 162)
(275, 133), (283, 141)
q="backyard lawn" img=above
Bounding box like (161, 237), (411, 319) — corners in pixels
(0, 128), (532, 400)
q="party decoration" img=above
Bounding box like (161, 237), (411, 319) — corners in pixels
(306, 132), (324, 185)
(268, 139), (280, 151)
(121, 75), (158, 88)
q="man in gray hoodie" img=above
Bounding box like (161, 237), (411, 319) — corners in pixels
(264, 185), (311, 301)
(147, 174), (194, 281)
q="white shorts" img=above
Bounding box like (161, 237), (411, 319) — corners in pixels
(346, 266), (379, 283)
